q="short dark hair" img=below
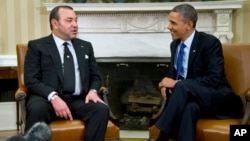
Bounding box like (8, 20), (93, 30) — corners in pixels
(172, 4), (197, 28)
(49, 5), (74, 30)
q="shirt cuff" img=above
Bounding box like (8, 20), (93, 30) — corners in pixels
(90, 89), (98, 93)
(48, 91), (58, 101)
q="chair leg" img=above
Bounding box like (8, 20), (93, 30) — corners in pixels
(16, 100), (20, 131)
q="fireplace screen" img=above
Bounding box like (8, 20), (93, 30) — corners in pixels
(97, 57), (170, 130)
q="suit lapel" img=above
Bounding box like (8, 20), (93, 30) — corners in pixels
(45, 35), (64, 83)
(171, 31), (200, 78)
(72, 39), (85, 81)
(170, 41), (180, 78)
(187, 31), (200, 70)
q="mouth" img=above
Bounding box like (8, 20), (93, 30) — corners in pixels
(169, 30), (174, 35)
(71, 29), (78, 35)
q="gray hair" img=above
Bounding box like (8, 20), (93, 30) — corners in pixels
(172, 4), (197, 28)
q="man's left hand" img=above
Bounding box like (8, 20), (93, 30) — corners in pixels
(85, 90), (105, 104)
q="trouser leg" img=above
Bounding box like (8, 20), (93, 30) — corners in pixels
(25, 96), (55, 132)
(156, 80), (213, 138)
(177, 101), (200, 141)
(69, 99), (109, 141)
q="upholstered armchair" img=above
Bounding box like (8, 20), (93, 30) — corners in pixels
(15, 44), (120, 141)
(148, 44), (250, 141)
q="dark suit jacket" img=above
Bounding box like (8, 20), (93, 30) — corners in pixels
(169, 31), (242, 119)
(24, 34), (101, 100)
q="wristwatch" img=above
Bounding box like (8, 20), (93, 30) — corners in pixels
(90, 89), (98, 93)
(50, 94), (58, 101)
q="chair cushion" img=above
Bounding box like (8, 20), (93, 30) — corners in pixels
(50, 120), (119, 141)
(196, 119), (241, 141)
(149, 118), (242, 141)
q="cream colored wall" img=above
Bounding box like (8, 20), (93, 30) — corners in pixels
(0, 0), (249, 55)
(0, 0), (50, 54)
(233, 0), (250, 43)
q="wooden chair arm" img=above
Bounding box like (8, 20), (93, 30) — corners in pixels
(15, 88), (27, 101)
(241, 88), (250, 124)
(99, 87), (119, 126)
(15, 87), (27, 133)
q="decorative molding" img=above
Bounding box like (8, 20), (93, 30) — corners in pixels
(0, 55), (17, 67)
(44, 1), (244, 12)
(121, 14), (166, 32)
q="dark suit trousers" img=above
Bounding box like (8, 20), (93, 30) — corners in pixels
(25, 95), (109, 141)
(156, 80), (214, 141)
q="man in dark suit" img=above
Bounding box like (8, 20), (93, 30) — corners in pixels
(156, 4), (243, 141)
(24, 5), (109, 141)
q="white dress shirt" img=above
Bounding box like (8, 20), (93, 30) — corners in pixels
(174, 31), (195, 79)
(48, 34), (82, 101)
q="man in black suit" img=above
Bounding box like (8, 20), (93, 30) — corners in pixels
(156, 4), (243, 141)
(24, 5), (109, 141)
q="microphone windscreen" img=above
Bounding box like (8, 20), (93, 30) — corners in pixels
(6, 136), (26, 141)
(23, 122), (52, 141)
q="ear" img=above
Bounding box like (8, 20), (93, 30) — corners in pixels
(51, 19), (58, 29)
(186, 21), (194, 30)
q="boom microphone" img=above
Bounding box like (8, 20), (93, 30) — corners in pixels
(23, 122), (52, 141)
(6, 136), (26, 141)
(6, 122), (52, 141)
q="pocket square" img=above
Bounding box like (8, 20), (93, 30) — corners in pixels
(85, 54), (89, 59)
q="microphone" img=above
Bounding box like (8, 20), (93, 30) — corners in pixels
(23, 122), (52, 141)
(6, 136), (26, 141)
(7, 122), (51, 141)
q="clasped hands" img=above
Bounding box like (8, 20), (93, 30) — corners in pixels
(50, 90), (105, 120)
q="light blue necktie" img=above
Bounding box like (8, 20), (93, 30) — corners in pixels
(176, 43), (186, 80)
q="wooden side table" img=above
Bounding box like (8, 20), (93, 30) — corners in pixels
(0, 67), (17, 79)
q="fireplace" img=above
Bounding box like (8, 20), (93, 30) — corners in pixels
(97, 57), (170, 129)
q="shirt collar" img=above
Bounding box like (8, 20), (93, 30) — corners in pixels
(182, 30), (195, 49)
(52, 34), (72, 47)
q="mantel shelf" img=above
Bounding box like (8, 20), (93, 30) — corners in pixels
(44, 0), (244, 12)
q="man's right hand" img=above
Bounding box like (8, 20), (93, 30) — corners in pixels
(160, 87), (167, 100)
(50, 96), (73, 120)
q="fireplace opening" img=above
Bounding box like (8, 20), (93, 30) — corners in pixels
(97, 57), (170, 130)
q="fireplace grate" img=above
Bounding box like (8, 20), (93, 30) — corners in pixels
(0, 79), (17, 102)
(97, 58), (170, 130)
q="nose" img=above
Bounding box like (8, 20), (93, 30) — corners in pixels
(72, 21), (78, 27)
(167, 23), (172, 30)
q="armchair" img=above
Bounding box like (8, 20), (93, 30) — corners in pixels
(148, 44), (250, 141)
(15, 44), (120, 141)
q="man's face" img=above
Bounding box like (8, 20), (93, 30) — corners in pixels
(52, 8), (78, 41)
(167, 12), (192, 42)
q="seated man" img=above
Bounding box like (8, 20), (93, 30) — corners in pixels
(156, 4), (243, 141)
(24, 5), (109, 141)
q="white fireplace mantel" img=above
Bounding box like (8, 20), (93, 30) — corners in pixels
(0, 1), (244, 67)
(44, 1), (244, 58)
(44, 1), (243, 12)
